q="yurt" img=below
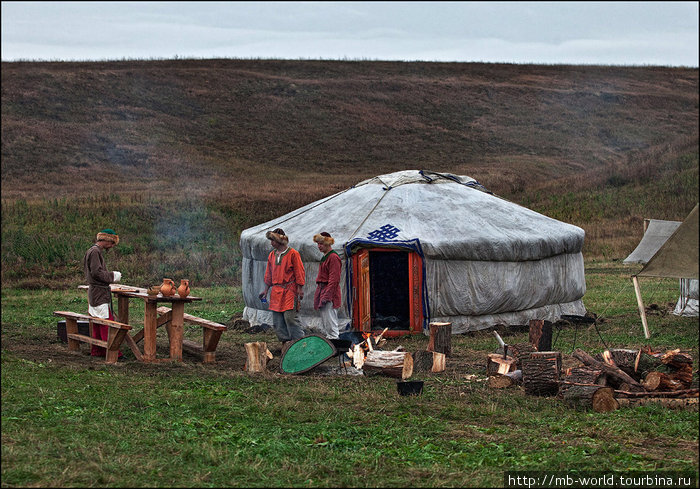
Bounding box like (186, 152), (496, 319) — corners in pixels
(240, 170), (587, 335)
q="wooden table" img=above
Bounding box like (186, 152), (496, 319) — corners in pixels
(110, 286), (202, 362)
(80, 284), (203, 362)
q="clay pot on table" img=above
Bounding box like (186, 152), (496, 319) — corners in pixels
(160, 278), (176, 296)
(177, 279), (190, 298)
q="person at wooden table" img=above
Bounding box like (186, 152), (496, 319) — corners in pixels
(259, 228), (306, 345)
(83, 228), (123, 358)
(312, 232), (342, 340)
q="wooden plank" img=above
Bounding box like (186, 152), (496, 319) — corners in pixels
(182, 339), (204, 351)
(157, 306), (227, 331)
(67, 333), (108, 348)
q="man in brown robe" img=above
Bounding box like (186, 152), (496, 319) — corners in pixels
(83, 229), (122, 357)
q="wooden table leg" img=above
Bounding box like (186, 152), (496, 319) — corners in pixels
(169, 302), (184, 361)
(117, 295), (130, 324)
(143, 301), (158, 362)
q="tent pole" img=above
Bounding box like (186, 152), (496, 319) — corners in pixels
(631, 275), (650, 339)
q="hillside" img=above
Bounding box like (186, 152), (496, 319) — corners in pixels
(1, 59), (698, 287)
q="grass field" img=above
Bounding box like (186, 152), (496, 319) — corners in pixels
(1, 58), (698, 488)
(1, 263), (697, 487)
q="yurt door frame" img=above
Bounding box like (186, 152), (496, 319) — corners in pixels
(351, 247), (423, 336)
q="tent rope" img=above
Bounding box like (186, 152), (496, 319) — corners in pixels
(347, 187), (392, 240)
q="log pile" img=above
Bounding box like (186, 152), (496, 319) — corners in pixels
(484, 326), (697, 413)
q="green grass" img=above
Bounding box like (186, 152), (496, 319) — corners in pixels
(1, 264), (698, 487)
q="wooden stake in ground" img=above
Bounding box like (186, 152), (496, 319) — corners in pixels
(427, 322), (451, 356)
(560, 385), (619, 412)
(529, 319), (553, 352)
(244, 342), (273, 372)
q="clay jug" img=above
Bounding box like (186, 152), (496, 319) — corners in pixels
(177, 279), (190, 298)
(160, 278), (176, 296)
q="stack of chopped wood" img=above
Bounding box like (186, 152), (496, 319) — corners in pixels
(346, 323), (450, 379)
(484, 335), (697, 412)
(558, 347), (697, 412)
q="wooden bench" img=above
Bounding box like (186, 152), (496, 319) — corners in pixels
(157, 306), (227, 363)
(53, 311), (132, 365)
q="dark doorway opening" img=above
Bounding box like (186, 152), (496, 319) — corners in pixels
(369, 250), (410, 330)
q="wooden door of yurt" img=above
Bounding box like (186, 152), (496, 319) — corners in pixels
(351, 248), (423, 336)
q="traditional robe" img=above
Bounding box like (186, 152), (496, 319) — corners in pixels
(314, 250), (342, 310)
(264, 247), (306, 312)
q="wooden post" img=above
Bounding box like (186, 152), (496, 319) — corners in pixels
(529, 319), (552, 352)
(427, 322), (451, 356)
(143, 301), (158, 362)
(632, 276), (650, 338)
(65, 317), (81, 352)
(244, 342), (273, 372)
(169, 302), (185, 361)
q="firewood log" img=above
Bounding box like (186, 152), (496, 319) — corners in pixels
(528, 319), (553, 352)
(522, 351), (561, 396)
(573, 348), (645, 392)
(660, 350), (694, 370)
(486, 353), (516, 376)
(363, 350), (413, 379)
(488, 370), (522, 389)
(642, 371), (684, 391)
(562, 367), (606, 386)
(427, 322), (452, 356)
(560, 385), (619, 412)
(413, 350), (445, 373)
(507, 342), (538, 369)
(616, 397), (699, 409)
(244, 342), (273, 372)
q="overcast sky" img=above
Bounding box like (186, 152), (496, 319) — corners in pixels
(2, 1), (698, 66)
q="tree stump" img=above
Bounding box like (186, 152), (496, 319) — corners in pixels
(529, 319), (552, 352)
(522, 351), (561, 396)
(561, 385), (619, 412)
(486, 353), (517, 376)
(244, 342), (273, 372)
(427, 322), (452, 356)
(413, 350), (446, 373)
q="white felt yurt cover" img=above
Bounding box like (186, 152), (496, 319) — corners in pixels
(239, 170), (587, 334)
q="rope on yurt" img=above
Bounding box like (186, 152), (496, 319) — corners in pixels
(346, 187), (392, 240)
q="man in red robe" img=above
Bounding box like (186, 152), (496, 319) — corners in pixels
(313, 232), (342, 339)
(259, 228), (306, 343)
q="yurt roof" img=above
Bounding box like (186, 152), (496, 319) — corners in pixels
(240, 170), (585, 262)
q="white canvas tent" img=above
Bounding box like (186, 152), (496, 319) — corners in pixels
(624, 204), (699, 338)
(239, 170), (587, 335)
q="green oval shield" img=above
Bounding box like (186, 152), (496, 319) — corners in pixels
(281, 335), (337, 374)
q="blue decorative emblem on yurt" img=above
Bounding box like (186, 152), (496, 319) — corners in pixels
(367, 224), (400, 241)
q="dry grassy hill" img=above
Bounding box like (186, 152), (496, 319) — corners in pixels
(1, 59), (698, 287)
